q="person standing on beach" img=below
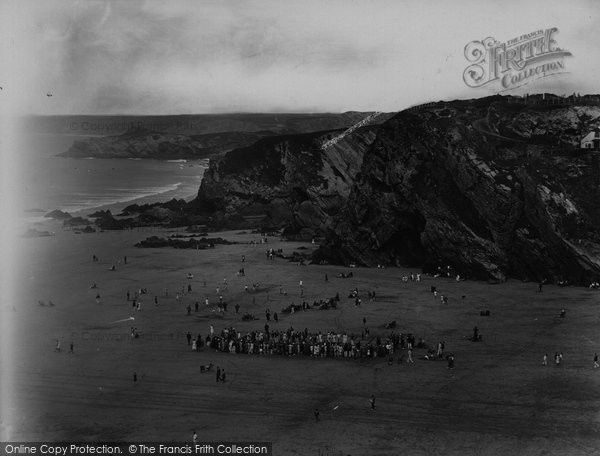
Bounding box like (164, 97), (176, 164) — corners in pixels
(594, 353), (599, 368)
(542, 353), (547, 366)
(447, 354), (455, 369)
(69, 342), (74, 354)
(314, 408), (320, 422)
(216, 366), (221, 382)
(186, 332), (192, 345)
(370, 395), (376, 410)
(407, 348), (414, 364)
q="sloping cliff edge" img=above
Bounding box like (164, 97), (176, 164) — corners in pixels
(186, 95), (600, 284)
(314, 95), (600, 284)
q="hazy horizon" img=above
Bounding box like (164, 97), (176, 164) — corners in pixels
(20, 92), (600, 119)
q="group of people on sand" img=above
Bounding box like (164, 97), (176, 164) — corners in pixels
(201, 324), (448, 364)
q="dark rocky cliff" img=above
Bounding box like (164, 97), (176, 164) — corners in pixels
(192, 122), (387, 238)
(315, 96), (600, 284)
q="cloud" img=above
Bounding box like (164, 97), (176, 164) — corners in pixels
(5, 0), (600, 115)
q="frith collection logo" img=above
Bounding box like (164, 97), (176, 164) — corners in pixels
(463, 27), (572, 90)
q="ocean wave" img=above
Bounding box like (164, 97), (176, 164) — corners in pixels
(52, 182), (185, 214)
(166, 159), (187, 163)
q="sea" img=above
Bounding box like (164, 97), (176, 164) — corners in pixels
(15, 133), (208, 225)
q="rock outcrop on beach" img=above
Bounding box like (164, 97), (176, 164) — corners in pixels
(44, 209), (72, 220)
(191, 118), (390, 239)
(315, 96), (600, 284)
(134, 235), (236, 249)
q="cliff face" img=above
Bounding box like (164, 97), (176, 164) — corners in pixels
(315, 97), (600, 283)
(60, 130), (273, 159)
(193, 124), (383, 238)
(55, 112), (386, 159)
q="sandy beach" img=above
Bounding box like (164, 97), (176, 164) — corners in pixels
(4, 222), (600, 455)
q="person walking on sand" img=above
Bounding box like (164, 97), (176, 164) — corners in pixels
(542, 353), (547, 366)
(594, 353), (599, 368)
(314, 408), (320, 422)
(216, 366), (221, 383)
(69, 342), (74, 354)
(55, 340), (61, 352)
(133, 372), (137, 383)
(192, 431), (198, 443)
(221, 370), (226, 382)
(407, 348), (414, 364)
(210, 324), (214, 336)
(370, 395), (376, 410)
